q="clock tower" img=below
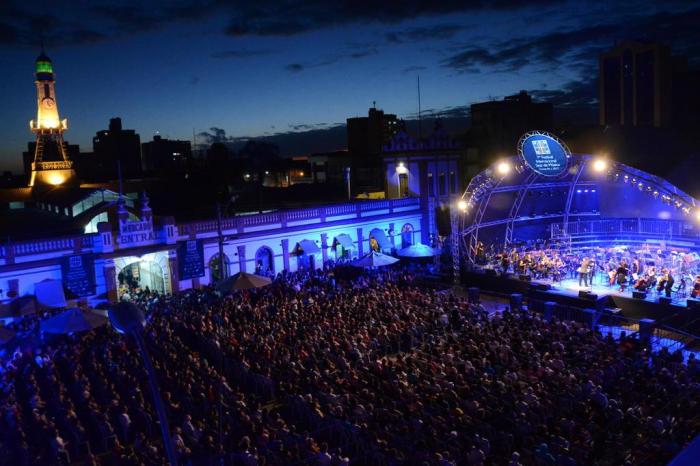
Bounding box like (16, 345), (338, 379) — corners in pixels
(28, 49), (77, 187)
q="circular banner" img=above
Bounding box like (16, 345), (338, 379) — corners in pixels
(519, 132), (569, 177)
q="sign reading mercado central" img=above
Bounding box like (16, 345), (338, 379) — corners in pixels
(518, 131), (571, 177)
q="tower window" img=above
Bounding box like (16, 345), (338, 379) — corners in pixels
(44, 84), (50, 98)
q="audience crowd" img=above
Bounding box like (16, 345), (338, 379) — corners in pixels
(1, 265), (700, 465)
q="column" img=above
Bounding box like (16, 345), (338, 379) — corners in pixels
(356, 228), (364, 256)
(320, 233), (329, 265)
(281, 239), (290, 271)
(103, 260), (118, 302)
(388, 223), (396, 249)
(169, 254), (179, 293)
(237, 245), (247, 273)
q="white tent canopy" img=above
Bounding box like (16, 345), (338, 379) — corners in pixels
(397, 243), (439, 258)
(34, 279), (67, 309)
(351, 251), (399, 268)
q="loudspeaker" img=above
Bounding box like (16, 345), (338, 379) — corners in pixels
(485, 269), (497, 277)
(659, 296), (672, 305)
(578, 290), (598, 300)
(532, 282), (552, 291)
(688, 298), (700, 310)
(519, 274), (531, 282)
(632, 291), (647, 299)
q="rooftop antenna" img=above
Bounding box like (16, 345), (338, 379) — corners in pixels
(372, 100), (376, 109)
(417, 75), (422, 139)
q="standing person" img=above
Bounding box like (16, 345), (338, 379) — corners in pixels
(578, 257), (590, 288)
(616, 261), (629, 292)
(664, 270), (675, 298)
(587, 259), (596, 287)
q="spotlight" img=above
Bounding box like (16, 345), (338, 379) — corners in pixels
(592, 159), (607, 172)
(457, 200), (468, 212)
(696, 210), (700, 222)
(496, 161), (511, 176)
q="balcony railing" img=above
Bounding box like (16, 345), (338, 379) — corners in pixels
(178, 198), (421, 237)
(0, 233), (98, 259)
(0, 199), (422, 260)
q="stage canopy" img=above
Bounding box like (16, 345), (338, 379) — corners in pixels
(459, 131), (699, 263)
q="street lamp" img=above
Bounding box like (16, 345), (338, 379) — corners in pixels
(108, 301), (177, 466)
(450, 197), (463, 287)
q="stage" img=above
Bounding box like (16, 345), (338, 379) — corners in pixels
(463, 269), (700, 332)
(547, 275), (690, 307)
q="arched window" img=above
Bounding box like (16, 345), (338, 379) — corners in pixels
(209, 253), (230, 282)
(254, 246), (275, 276)
(401, 223), (414, 248)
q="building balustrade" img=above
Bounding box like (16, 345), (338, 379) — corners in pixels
(0, 199), (421, 261)
(178, 198), (420, 237)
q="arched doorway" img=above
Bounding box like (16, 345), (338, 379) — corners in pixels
(117, 260), (165, 295)
(401, 223), (414, 248)
(209, 253), (230, 282)
(255, 246), (275, 276)
(369, 228), (389, 252)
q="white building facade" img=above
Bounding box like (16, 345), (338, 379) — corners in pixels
(0, 197), (431, 307)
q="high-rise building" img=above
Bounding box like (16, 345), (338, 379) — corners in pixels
(27, 50), (77, 187)
(141, 135), (192, 172)
(347, 107), (400, 157)
(93, 118), (142, 179)
(599, 41), (672, 128)
(469, 91), (553, 160)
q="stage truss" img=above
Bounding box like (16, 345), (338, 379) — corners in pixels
(458, 152), (698, 265)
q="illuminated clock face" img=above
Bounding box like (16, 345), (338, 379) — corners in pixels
(42, 97), (55, 108)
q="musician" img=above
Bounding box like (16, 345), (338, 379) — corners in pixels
(616, 261), (629, 292)
(633, 274), (650, 292)
(587, 259), (596, 286)
(631, 258), (642, 282)
(500, 253), (510, 274)
(692, 275), (700, 299)
(657, 269), (675, 298)
(578, 257), (591, 287)
(607, 258), (617, 287)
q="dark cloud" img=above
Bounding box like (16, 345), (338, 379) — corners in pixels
(386, 24), (464, 44)
(285, 63), (305, 73)
(529, 78), (598, 109)
(224, 1), (557, 37)
(198, 127), (237, 145)
(210, 49), (271, 59)
(402, 65), (427, 74)
(284, 47), (378, 72)
(288, 123), (332, 131)
(442, 6), (700, 74)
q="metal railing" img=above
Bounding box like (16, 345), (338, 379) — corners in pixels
(552, 217), (700, 240)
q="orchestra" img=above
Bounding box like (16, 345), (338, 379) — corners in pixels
(480, 244), (700, 301)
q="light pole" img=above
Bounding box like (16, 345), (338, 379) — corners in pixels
(216, 202), (227, 281)
(108, 301), (177, 466)
(451, 198), (467, 287)
(344, 167), (351, 201)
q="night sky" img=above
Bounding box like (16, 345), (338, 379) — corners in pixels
(1, 0), (698, 172)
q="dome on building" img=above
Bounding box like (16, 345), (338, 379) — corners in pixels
(36, 51), (53, 75)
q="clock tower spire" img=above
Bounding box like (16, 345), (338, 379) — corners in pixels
(28, 49), (77, 187)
